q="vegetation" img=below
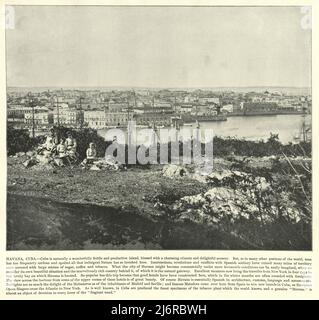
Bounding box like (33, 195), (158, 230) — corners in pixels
(6, 127), (312, 250)
(7, 126), (41, 156)
(212, 133), (311, 157)
(7, 127), (311, 160)
(48, 126), (108, 160)
(7, 126), (108, 160)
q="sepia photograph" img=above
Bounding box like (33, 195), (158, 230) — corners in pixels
(6, 5), (312, 251)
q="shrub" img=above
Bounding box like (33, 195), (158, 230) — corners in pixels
(7, 126), (41, 155)
(211, 134), (311, 158)
(51, 126), (107, 160)
(7, 126), (108, 160)
(7, 126), (312, 162)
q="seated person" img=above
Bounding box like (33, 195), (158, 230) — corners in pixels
(56, 138), (67, 158)
(81, 142), (97, 166)
(39, 129), (57, 155)
(65, 131), (77, 159)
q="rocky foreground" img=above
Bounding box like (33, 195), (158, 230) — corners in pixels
(7, 154), (312, 250)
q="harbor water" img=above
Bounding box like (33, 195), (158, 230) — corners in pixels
(98, 114), (311, 145)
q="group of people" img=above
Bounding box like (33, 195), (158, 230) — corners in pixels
(36, 128), (120, 170)
(38, 129), (78, 165)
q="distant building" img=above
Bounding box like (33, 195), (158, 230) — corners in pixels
(251, 96), (264, 103)
(134, 113), (172, 126)
(178, 105), (193, 113)
(198, 97), (220, 105)
(83, 111), (133, 128)
(7, 105), (27, 121)
(25, 112), (54, 126)
(84, 110), (106, 128)
(50, 101), (70, 110)
(184, 95), (197, 103)
(221, 104), (234, 113)
(132, 107), (173, 114)
(62, 98), (77, 104)
(153, 102), (172, 109)
(108, 103), (127, 112)
(7, 105), (49, 122)
(192, 104), (218, 115)
(54, 108), (84, 127)
(105, 112), (133, 127)
(243, 102), (278, 113)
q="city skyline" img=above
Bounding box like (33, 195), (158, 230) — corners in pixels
(6, 6), (311, 88)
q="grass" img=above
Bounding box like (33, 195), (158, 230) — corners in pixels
(7, 153), (312, 250)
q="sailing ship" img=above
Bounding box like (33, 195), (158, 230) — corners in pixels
(293, 115), (311, 142)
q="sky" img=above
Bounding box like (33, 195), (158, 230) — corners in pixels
(6, 6), (312, 88)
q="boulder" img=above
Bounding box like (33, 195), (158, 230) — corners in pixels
(162, 164), (189, 178)
(26, 151), (36, 157)
(53, 158), (64, 167)
(42, 150), (52, 158)
(207, 169), (233, 181)
(22, 158), (38, 168)
(175, 186), (260, 224)
(194, 157), (214, 176)
(179, 194), (206, 207)
(36, 154), (51, 165)
(192, 174), (208, 184)
(90, 165), (101, 171)
(15, 152), (26, 157)
(255, 176), (270, 191)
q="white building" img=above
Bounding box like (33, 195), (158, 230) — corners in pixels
(179, 105), (193, 113)
(184, 95), (196, 103)
(84, 110), (106, 128)
(25, 112), (53, 126)
(221, 104), (234, 113)
(53, 107), (83, 127)
(84, 110), (133, 128)
(198, 97), (220, 105)
(8, 106), (49, 121)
